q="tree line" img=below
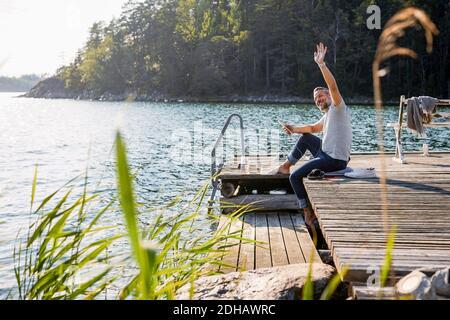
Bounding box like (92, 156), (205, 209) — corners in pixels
(55, 0), (449, 100)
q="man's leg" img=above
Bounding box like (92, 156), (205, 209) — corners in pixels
(278, 133), (322, 174)
(290, 153), (347, 225)
(289, 156), (327, 209)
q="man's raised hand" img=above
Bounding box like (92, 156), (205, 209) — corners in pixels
(314, 42), (327, 66)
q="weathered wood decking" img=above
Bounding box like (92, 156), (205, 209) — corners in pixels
(217, 152), (450, 283)
(304, 153), (450, 282)
(216, 212), (321, 273)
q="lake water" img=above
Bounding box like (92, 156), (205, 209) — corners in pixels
(1, 92), (449, 298)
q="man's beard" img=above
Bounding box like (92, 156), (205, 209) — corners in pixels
(319, 100), (330, 112)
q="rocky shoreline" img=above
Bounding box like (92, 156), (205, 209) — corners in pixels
(21, 76), (398, 105)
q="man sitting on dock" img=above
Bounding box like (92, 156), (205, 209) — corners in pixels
(275, 43), (352, 222)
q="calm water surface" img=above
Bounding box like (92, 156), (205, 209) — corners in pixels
(1, 92), (449, 297)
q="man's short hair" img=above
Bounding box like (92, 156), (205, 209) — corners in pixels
(313, 87), (329, 95)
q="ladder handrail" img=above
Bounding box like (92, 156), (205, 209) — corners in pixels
(209, 114), (246, 209)
(211, 114), (246, 177)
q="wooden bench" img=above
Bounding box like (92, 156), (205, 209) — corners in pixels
(388, 95), (450, 164)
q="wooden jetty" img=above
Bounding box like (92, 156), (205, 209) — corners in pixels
(215, 152), (450, 290)
(216, 212), (321, 274)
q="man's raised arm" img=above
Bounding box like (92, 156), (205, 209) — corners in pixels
(314, 42), (343, 107)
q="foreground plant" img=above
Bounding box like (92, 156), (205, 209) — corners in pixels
(115, 131), (248, 300)
(371, 7), (438, 291)
(14, 167), (121, 300)
(372, 6), (439, 232)
(13, 132), (244, 300)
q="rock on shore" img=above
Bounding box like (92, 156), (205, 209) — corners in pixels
(176, 263), (336, 300)
(22, 77), (70, 99)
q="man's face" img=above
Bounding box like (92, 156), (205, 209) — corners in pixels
(314, 90), (331, 112)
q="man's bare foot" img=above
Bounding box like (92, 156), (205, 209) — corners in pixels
(303, 208), (324, 248)
(277, 160), (292, 174)
(303, 206), (317, 228)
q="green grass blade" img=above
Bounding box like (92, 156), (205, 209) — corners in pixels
(30, 164), (38, 212)
(380, 226), (397, 288)
(115, 132), (140, 259)
(115, 131), (154, 299)
(67, 268), (111, 299)
(320, 266), (349, 300)
(28, 190), (72, 247)
(119, 275), (139, 300)
(302, 262), (314, 300)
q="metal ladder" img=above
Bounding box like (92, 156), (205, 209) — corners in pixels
(209, 114), (246, 208)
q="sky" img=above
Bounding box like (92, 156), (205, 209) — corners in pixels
(0, 0), (130, 77)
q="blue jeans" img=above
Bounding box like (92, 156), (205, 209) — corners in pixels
(287, 134), (348, 208)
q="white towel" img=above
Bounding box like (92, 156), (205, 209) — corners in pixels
(325, 167), (354, 176)
(344, 167), (377, 179)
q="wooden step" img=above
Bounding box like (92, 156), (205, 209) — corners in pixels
(220, 194), (299, 214)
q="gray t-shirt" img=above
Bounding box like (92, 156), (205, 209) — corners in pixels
(318, 99), (352, 161)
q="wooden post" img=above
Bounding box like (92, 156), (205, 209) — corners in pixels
(394, 95), (406, 163)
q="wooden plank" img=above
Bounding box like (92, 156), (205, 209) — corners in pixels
(238, 214), (256, 271)
(305, 190), (450, 196)
(333, 244), (450, 250)
(306, 186), (450, 191)
(317, 230), (450, 238)
(279, 213), (306, 264)
(255, 214), (272, 269)
(208, 215), (230, 272)
(334, 248), (450, 259)
(345, 178), (450, 183)
(319, 210), (450, 215)
(341, 260), (450, 269)
(321, 226), (450, 232)
(220, 171), (450, 179)
(321, 225), (450, 231)
(291, 214), (321, 263)
(221, 216), (244, 273)
(266, 214), (289, 266)
(217, 213), (322, 273)
(309, 194), (450, 199)
(313, 204), (450, 209)
(318, 209), (450, 214)
(340, 265), (444, 283)
(337, 256), (450, 264)
(220, 172), (450, 180)
(320, 217), (450, 223)
(212, 215), (231, 272)
(221, 194), (299, 212)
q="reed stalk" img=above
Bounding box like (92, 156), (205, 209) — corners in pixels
(372, 7), (438, 287)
